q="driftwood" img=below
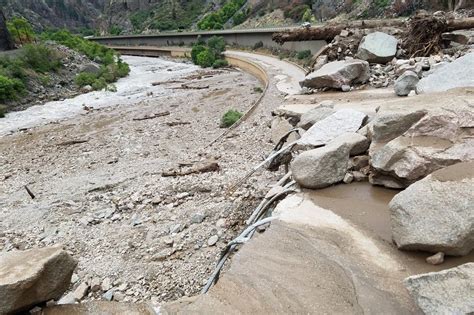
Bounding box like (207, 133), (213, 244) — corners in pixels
(272, 17), (474, 44)
(25, 185), (35, 199)
(151, 80), (183, 86)
(171, 84), (210, 90)
(57, 139), (88, 146)
(162, 160), (220, 177)
(132, 111), (170, 121)
(166, 121), (191, 126)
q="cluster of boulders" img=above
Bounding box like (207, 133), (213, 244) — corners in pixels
(303, 27), (473, 96)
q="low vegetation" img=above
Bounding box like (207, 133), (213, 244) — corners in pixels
(197, 0), (246, 30)
(41, 30), (130, 91)
(191, 36), (229, 69)
(220, 109), (243, 128)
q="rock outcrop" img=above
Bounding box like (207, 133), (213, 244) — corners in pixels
(389, 162), (474, 256)
(0, 246), (77, 314)
(394, 71), (419, 96)
(298, 109), (367, 148)
(368, 94), (474, 188)
(404, 263), (474, 315)
(416, 52), (474, 94)
(356, 32), (398, 64)
(300, 60), (370, 90)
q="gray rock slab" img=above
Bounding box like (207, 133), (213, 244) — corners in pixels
(356, 32), (398, 64)
(404, 263), (474, 315)
(416, 52), (474, 94)
(389, 162), (474, 256)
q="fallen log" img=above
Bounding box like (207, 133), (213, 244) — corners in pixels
(25, 185), (35, 199)
(166, 121), (191, 126)
(132, 111), (170, 121)
(57, 139), (88, 146)
(171, 84), (210, 90)
(273, 19), (407, 44)
(162, 160), (219, 177)
(272, 17), (474, 44)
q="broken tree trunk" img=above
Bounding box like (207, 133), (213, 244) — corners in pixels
(272, 17), (474, 44)
(272, 19), (407, 44)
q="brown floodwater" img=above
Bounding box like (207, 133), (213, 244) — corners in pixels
(306, 182), (474, 275)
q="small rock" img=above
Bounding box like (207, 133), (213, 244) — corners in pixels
(73, 282), (89, 301)
(90, 277), (101, 292)
(343, 173), (354, 184)
(113, 291), (125, 302)
(102, 289), (114, 301)
(216, 218), (227, 228)
(191, 213), (206, 224)
(207, 235), (219, 246)
(101, 278), (112, 291)
(425, 252), (445, 265)
(341, 85), (351, 92)
(394, 71), (419, 96)
(57, 292), (75, 305)
(340, 29), (349, 37)
(163, 237), (174, 246)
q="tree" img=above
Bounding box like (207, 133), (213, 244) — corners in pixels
(7, 17), (34, 45)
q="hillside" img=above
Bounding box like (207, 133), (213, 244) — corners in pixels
(1, 0), (472, 34)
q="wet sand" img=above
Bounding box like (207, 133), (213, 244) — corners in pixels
(307, 182), (474, 275)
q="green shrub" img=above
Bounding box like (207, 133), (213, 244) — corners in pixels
(253, 41), (264, 50)
(196, 49), (216, 68)
(233, 11), (247, 25)
(191, 44), (206, 64)
(220, 109), (243, 128)
(75, 72), (97, 87)
(212, 59), (228, 68)
(7, 17), (35, 45)
(284, 5), (310, 21)
(253, 86), (263, 93)
(208, 36), (226, 55)
(92, 78), (107, 91)
(0, 75), (24, 102)
(297, 50), (311, 60)
(198, 0), (246, 30)
(22, 44), (62, 73)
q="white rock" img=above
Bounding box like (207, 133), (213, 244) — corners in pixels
(301, 59), (370, 89)
(356, 32), (398, 64)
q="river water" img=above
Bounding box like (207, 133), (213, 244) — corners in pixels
(0, 56), (198, 136)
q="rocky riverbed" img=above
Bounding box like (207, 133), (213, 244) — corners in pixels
(0, 56), (279, 305)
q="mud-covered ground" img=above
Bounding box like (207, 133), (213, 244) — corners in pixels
(0, 60), (284, 304)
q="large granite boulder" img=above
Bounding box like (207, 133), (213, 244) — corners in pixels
(389, 162), (474, 256)
(0, 246), (77, 314)
(291, 133), (368, 189)
(369, 97), (474, 188)
(404, 263), (474, 315)
(416, 52), (474, 94)
(300, 60), (369, 89)
(43, 301), (156, 315)
(298, 109), (367, 148)
(356, 32), (398, 64)
(394, 71), (419, 96)
(297, 105), (335, 130)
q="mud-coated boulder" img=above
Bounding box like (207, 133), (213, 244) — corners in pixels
(291, 133), (367, 189)
(0, 246), (77, 314)
(416, 52), (474, 94)
(298, 109), (367, 148)
(389, 162), (474, 256)
(394, 71), (419, 96)
(300, 60), (369, 89)
(356, 32), (398, 64)
(404, 263), (474, 315)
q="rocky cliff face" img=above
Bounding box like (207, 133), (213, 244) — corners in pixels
(0, 0), (106, 31)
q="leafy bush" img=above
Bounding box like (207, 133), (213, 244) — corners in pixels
(196, 49), (216, 68)
(7, 17), (35, 45)
(75, 72), (97, 87)
(233, 11), (247, 25)
(198, 0), (246, 30)
(212, 59), (228, 68)
(22, 44), (62, 73)
(191, 44), (206, 64)
(0, 75), (24, 102)
(208, 36), (226, 55)
(284, 5), (311, 21)
(253, 41), (264, 50)
(253, 86), (263, 93)
(220, 109), (243, 128)
(297, 50), (311, 60)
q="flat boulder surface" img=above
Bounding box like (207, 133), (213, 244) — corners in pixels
(404, 263), (474, 315)
(43, 301), (156, 315)
(0, 246), (77, 314)
(298, 108), (367, 148)
(416, 52), (474, 94)
(356, 32), (398, 64)
(300, 59), (369, 89)
(389, 162), (474, 256)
